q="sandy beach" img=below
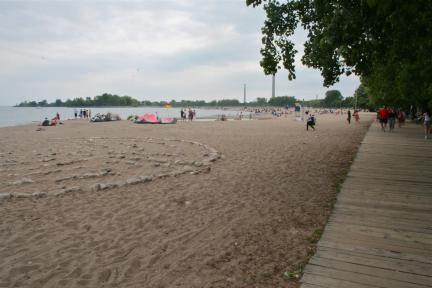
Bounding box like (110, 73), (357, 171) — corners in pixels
(0, 113), (372, 288)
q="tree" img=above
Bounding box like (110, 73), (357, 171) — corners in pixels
(247, 0), (432, 110)
(304, 99), (323, 108)
(256, 97), (268, 106)
(353, 84), (371, 109)
(323, 90), (342, 108)
(38, 99), (48, 107)
(54, 99), (63, 106)
(341, 96), (354, 108)
(268, 96), (296, 107)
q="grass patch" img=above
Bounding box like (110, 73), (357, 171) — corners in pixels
(307, 228), (323, 244)
(283, 262), (306, 281)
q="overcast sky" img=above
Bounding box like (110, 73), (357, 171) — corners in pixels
(0, 0), (360, 106)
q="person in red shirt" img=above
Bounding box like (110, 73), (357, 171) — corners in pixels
(378, 106), (389, 131)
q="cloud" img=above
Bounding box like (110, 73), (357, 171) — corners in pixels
(0, 0), (359, 105)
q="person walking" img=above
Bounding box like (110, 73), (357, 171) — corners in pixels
(424, 111), (431, 139)
(378, 106), (389, 132)
(353, 110), (360, 123)
(347, 110), (351, 124)
(397, 109), (405, 128)
(388, 108), (397, 132)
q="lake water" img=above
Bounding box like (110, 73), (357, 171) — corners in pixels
(0, 106), (244, 128)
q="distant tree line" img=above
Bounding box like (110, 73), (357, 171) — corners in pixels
(16, 94), (141, 107)
(16, 88), (373, 109)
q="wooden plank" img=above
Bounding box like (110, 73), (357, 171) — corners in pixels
(334, 204), (432, 220)
(309, 257), (432, 286)
(321, 230), (432, 255)
(333, 205), (432, 221)
(336, 188), (432, 200)
(349, 166), (432, 178)
(300, 283), (327, 288)
(317, 240), (432, 264)
(346, 173), (432, 185)
(325, 222), (432, 244)
(302, 273), (374, 288)
(304, 264), (431, 288)
(315, 247), (432, 276)
(337, 195), (432, 208)
(341, 179), (432, 192)
(335, 198), (432, 213)
(328, 215), (432, 235)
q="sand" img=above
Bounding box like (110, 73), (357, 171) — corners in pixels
(0, 113), (372, 288)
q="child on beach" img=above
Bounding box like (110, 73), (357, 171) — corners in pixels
(306, 114), (316, 131)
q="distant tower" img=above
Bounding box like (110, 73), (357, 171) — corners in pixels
(272, 74), (275, 98)
(243, 84), (246, 104)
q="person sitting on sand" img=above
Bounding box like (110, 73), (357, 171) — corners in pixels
(306, 114), (316, 131)
(42, 117), (50, 126)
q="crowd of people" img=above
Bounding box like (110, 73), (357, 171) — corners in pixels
(74, 108), (92, 119)
(376, 107), (406, 132)
(180, 109), (196, 121)
(377, 106), (432, 139)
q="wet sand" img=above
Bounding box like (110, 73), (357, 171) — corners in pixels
(0, 113), (372, 287)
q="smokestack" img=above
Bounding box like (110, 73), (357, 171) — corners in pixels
(272, 74), (275, 98)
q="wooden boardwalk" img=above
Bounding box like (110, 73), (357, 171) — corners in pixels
(300, 122), (432, 288)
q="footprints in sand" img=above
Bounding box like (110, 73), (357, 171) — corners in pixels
(0, 137), (220, 200)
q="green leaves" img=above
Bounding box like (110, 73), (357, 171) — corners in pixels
(248, 0), (432, 109)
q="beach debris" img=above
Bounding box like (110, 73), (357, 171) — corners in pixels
(90, 183), (102, 192)
(0, 192), (12, 199)
(11, 178), (34, 185)
(193, 161), (203, 167)
(82, 172), (100, 179)
(32, 191), (47, 198)
(126, 176), (152, 185)
(12, 192), (32, 198)
(55, 175), (78, 182)
(99, 183), (118, 190)
(63, 186), (82, 193)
